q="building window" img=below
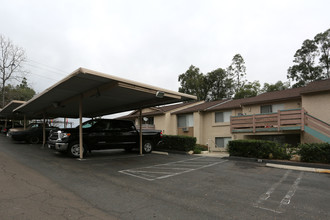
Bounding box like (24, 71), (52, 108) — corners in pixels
(260, 105), (272, 113)
(142, 117), (154, 125)
(177, 114), (194, 128)
(261, 104), (284, 113)
(272, 104), (284, 112)
(215, 137), (232, 148)
(215, 111), (231, 123)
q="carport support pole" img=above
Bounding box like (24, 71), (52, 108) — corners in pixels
(139, 109), (143, 155)
(79, 95), (83, 159)
(24, 115), (26, 130)
(42, 114), (46, 148)
(4, 118), (7, 130)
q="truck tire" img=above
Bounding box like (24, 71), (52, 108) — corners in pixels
(68, 142), (87, 158)
(142, 140), (153, 154)
(28, 136), (40, 144)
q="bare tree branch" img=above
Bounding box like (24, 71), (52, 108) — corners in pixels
(0, 34), (27, 107)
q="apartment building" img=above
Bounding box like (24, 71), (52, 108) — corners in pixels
(122, 79), (330, 151)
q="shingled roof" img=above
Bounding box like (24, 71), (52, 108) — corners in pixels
(119, 101), (198, 119)
(239, 87), (304, 106)
(300, 78), (330, 94)
(205, 98), (244, 112)
(172, 99), (230, 115)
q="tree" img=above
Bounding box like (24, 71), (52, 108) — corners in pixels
(178, 65), (208, 101)
(314, 28), (330, 78)
(234, 81), (260, 99)
(287, 28), (330, 87)
(0, 34), (26, 107)
(262, 80), (290, 93)
(2, 77), (36, 105)
(227, 54), (247, 93)
(206, 68), (233, 100)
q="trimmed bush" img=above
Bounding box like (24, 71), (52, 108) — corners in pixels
(157, 135), (197, 152)
(228, 139), (290, 160)
(193, 144), (208, 154)
(298, 143), (330, 163)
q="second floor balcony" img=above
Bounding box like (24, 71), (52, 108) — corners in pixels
(230, 109), (304, 133)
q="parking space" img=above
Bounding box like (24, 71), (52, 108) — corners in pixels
(253, 170), (304, 214)
(119, 157), (228, 181)
(1, 135), (330, 219)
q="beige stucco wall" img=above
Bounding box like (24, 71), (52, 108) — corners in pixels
(143, 101), (204, 135)
(301, 132), (324, 144)
(302, 91), (330, 124)
(200, 110), (233, 151)
(193, 112), (202, 143)
(154, 115), (165, 131)
(242, 99), (301, 115)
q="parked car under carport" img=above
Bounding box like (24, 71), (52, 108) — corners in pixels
(10, 124), (58, 144)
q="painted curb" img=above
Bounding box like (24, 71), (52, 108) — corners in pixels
(266, 163), (330, 174)
(152, 151), (169, 155)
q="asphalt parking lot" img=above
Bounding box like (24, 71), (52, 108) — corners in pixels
(1, 135), (330, 220)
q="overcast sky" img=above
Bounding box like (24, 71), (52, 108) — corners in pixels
(1, 0), (330, 94)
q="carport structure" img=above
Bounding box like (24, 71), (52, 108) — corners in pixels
(0, 100), (27, 129)
(14, 68), (197, 158)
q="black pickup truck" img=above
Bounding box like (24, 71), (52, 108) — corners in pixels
(48, 119), (162, 157)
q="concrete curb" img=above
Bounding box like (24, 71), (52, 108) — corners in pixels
(228, 156), (330, 174)
(152, 151), (169, 155)
(266, 163), (330, 174)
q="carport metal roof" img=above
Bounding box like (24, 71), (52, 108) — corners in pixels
(14, 68), (197, 118)
(0, 100), (26, 119)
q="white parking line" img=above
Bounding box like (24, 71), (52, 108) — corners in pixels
(253, 171), (304, 214)
(280, 172), (303, 206)
(119, 157), (228, 181)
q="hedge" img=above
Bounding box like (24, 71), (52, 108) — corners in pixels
(157, 135), (197, 152)
(298, 143), (330, 163)
(227, 139), (290, 160)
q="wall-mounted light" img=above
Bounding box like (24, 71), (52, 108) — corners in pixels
(156, 91), (164, 98)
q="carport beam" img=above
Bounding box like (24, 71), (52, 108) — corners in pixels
(79, 95), (83, 159)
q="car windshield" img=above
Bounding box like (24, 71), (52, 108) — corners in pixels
(28, 123), (40, 128)
(76, 120), (97, 129)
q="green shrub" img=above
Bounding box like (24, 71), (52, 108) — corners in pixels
(298, 143), (330, 163)
(157, 135), (197, 152)
(228, 139), (290, 160)
(193, 144), (208, 154)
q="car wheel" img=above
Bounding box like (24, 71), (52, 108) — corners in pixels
(28, 136), (40, 144)
(68, 142), (87, 158)
(142, 140), (153, 154)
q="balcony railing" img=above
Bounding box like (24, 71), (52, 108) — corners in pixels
(230, 109), (304, 133)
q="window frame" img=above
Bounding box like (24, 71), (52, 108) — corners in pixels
(177, 114), (194, 128)
(215, 137), (232, 148)
(215, 111), (231, 123)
